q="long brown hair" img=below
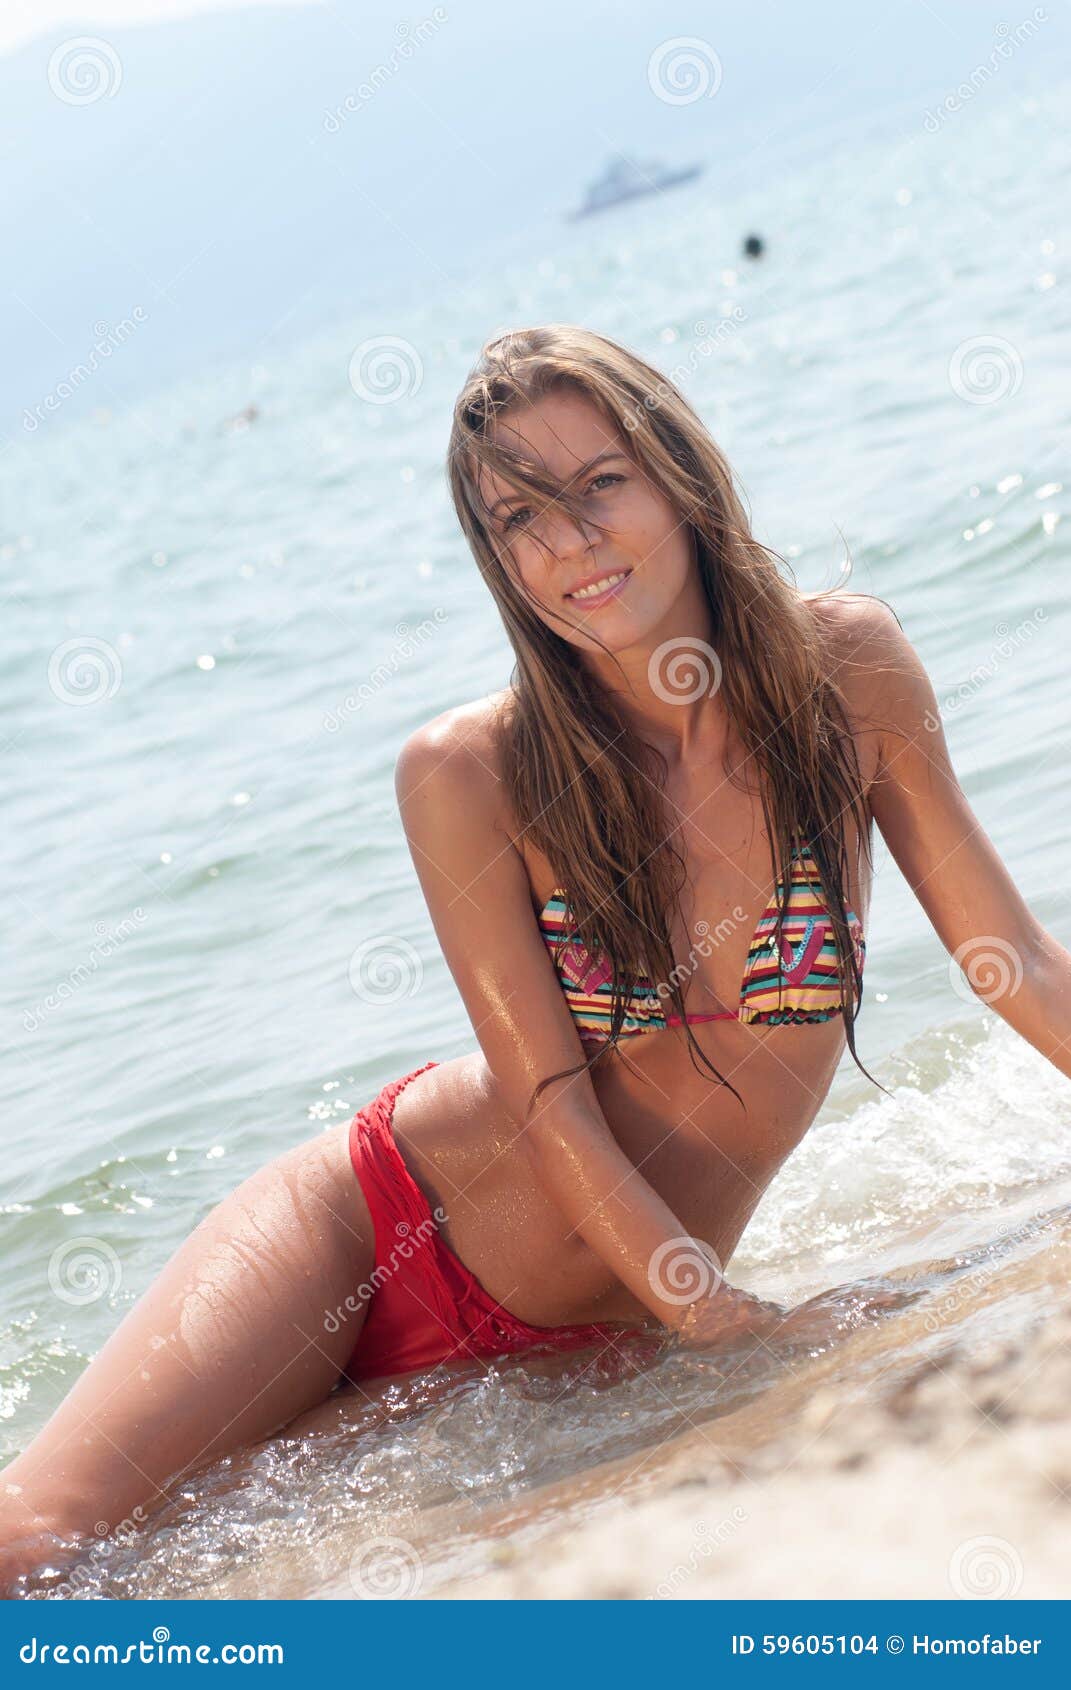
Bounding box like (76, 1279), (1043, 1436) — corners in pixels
(447, 323), (886, 1120)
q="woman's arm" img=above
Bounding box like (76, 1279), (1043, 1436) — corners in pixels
(394, 710), (773, 1339)
(857, 598), (1071, 1078)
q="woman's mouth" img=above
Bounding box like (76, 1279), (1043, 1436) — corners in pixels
(563, 567), (633, 609)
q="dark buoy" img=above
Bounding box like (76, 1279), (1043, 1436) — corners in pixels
(742, 233), (764, 259)
(224, 403), (259, 433)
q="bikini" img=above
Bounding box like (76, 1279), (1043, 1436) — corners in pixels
(341, 841), (866, 1384)
(341, 1062), (652, 1384)
(538, 839), (866, 1041)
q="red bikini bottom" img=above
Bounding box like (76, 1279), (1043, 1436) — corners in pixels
(340, 1060), (643, 1382)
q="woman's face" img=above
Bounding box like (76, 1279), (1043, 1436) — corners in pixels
(477, 388), (697, 655)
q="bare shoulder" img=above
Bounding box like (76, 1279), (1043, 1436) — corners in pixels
(802, 588), (904, 655)
(802, 589), (915, 710)
(394, 688), (513, 814)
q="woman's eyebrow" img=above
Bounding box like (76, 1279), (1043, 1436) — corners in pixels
(487, 450), (630, 514)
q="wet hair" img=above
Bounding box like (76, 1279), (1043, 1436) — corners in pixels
(446, 322), (887, 1120)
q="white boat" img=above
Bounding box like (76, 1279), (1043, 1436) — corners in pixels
(569, 154), (705, 220)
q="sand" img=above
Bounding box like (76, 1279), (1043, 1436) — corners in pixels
(433, 1276), (1071, 1600)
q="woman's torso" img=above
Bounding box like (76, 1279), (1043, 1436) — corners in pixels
(389, 607), (880, 1329)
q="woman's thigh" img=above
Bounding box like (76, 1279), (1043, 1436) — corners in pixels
(1, 1121), (374, 1545)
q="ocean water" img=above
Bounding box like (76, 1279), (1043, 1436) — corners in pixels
(3, 77), (1071, 1598)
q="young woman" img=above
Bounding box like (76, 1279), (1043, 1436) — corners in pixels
(4, 323), (1069, 1590)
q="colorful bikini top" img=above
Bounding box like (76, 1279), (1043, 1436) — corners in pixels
(538, 840), (866, 1044)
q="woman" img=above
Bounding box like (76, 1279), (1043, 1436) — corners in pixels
(3, 323), (1069, 1589)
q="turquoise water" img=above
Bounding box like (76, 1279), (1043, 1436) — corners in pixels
(3, 78), (1071, 1596)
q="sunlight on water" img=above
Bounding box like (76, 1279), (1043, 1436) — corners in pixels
(11, 969), (1071, 1605)
(17, 1168), (1071, 1599)
(3, 77), (1070, 1599)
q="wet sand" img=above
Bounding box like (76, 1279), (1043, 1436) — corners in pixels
(428, 1195), (1071, 1601)
(20, 1176), (1071, 1602)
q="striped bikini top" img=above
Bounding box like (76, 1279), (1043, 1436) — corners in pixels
(537, 840), (866, 1045)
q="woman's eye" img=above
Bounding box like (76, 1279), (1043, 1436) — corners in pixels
(503, 474), (622, 533)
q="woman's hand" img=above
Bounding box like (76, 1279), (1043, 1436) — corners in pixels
(671, 1284), (788, 1350)
(0, 1506), (85, 1599)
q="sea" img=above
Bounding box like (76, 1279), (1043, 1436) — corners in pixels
(3, 75), (1070, 1598)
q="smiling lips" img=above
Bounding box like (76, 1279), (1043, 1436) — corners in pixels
(564, 566), (633, 606)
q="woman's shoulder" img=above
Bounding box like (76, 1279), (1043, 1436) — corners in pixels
(802, 589), (906, 693)
(801, 589), (924, 759)
(394, 688), (512, 801)
(801, 587), (900, 647)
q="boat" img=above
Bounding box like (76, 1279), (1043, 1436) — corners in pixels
(568, 154), (705, 220)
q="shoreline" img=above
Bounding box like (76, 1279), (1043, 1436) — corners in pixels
(428, 1205), (1071, 1601)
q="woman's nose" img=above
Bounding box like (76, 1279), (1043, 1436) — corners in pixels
(536, 505), (602, 561)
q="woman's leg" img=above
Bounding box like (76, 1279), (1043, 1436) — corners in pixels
(0, 1119), (374, 1581)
